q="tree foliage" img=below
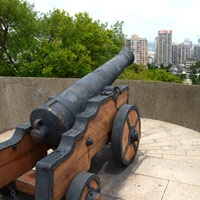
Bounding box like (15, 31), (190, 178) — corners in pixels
(119, 63), (182, 83)
(0, 0), (38, 76)
(189, 61), (200, 85)
(0, 1), (125, 77)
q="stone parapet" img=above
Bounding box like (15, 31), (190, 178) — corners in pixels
(0, 77), (200, 133)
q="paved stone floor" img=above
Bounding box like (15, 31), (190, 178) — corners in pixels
(1, 118), (200, 200)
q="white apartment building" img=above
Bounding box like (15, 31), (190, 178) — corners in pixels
(125, 35), (148, 65)
(155, 30), (172, 66)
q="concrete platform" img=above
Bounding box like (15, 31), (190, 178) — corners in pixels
(1, 118), (200, 200)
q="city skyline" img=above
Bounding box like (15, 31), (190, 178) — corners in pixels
(27, 0), (200, 44)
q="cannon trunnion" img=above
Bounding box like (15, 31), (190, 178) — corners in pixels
(0, 50), (141, 200)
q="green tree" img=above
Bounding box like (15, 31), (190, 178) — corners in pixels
(0, 0), (38, 76)
(128, 63), (146, 73)
(147, 63), (172, 72)
(160, 63), (172, 72)
(147, 63), (158, 70)
(119, 63), (182, 83)
(10, 8), (125, 78)
(189, 61), (200, 85)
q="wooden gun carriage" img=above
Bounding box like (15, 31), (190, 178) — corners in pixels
(0, 50), (141, 200)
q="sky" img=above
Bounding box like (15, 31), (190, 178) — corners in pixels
(28, 0), (200, 44)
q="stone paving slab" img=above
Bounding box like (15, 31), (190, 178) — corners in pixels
(162, 154), (200, 165)
(186, 150), (200, 156)
(140, 140), (181, 147)
(102, 174), (168, 200)
(162, 145), (200, 150)
(144, 149), (186, 156)
(180, 138), (200, 145)
(1, 118), (200, 200)
(162, 181), (200, 200)
(155, 133), (200, 141)
(135, 156), (200, 186)
(141, 131), (171, 141)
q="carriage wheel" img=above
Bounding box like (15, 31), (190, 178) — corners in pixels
(66, 172), (102, 200)
(111, 104), (141, 166)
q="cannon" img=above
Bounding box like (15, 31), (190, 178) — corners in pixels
(0, 50), (141, 200)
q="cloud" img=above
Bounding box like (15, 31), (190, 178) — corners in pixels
(28, 0), (200, 43)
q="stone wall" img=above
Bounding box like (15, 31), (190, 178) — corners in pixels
(0, 77), (200, 133)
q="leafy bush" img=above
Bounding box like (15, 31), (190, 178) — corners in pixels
(119, 63), (182, 83)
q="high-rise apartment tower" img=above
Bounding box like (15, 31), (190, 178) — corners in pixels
(125, 35), (148, 65)
(172, 43), (189, 66)
(156, 30), (172, 66)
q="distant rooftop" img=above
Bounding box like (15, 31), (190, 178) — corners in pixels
(126, 34), (147, 40)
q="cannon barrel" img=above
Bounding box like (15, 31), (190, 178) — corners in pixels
(30, 50), (134, 145)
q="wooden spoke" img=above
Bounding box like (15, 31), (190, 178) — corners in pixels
(81, 186), (88, 200)
(122, 121), (130, 153)
(127, 117), (131, 130)
(124, 144), (135, 161)
(134, 117), (139, 129)
(128, 110), (137, 127)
